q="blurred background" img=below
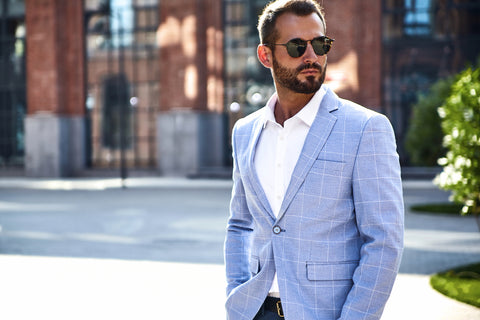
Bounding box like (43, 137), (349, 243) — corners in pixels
(1, 1), (480, 319)
(0, 0), (479, 178)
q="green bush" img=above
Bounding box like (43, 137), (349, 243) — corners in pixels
(434, 66), (480, 226)
(405, 78), (452, 166)
(430, 262), (480, 308)
(410, 203), (464, 215)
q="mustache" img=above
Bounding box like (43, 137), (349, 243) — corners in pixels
(296, 63), (323, 72)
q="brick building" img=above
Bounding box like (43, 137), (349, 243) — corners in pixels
(0, 0), (479, 177)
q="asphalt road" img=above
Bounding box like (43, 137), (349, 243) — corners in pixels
(1, 178), (479, 273)
(0, 179), (231, 264)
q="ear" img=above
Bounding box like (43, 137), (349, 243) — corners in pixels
(257, 44), (273, 68)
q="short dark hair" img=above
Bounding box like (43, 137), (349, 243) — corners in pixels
(257, 0), (326, 46)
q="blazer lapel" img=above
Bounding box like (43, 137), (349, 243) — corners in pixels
(245, 115), (276, 220)
(277, 90), (339, 221)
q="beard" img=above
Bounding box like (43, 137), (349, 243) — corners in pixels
(272, 58), (326, 94)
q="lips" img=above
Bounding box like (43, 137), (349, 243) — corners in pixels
(297, 63), (322, 75)
(301, 69), (319, 75)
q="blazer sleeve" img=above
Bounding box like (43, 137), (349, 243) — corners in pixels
(339, 113), (404, 319)
(224, 124), (254, 297)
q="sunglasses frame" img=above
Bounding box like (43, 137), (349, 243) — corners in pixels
(271, 36), (334, 58)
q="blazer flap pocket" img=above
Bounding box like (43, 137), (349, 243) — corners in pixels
(311, 159), (345, 174)
(306, 261), (357, 281)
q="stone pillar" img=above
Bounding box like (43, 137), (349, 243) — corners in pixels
(157, 0), (225, 176)
(24, 0), (86, 177)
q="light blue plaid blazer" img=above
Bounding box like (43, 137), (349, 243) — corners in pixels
(224, 87), (404, 320)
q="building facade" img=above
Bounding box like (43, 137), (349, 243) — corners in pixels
(0, 0), (479, 177)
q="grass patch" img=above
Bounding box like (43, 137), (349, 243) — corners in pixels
(410, 203), (464, 215)
(430, 262), (480, 308)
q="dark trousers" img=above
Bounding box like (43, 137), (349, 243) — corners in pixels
(253, 297), (284, 320)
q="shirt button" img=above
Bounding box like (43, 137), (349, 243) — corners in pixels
(273, 225), (282, 234)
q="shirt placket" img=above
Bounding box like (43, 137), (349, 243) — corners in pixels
(273, 126), (288, 218)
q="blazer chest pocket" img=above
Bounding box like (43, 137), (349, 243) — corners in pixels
(310, 159), (345, 175)
(306, 261), (357, 281)
(306, 160), (349, 199)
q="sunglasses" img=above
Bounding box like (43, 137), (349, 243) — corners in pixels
(271, 36), (334, 58)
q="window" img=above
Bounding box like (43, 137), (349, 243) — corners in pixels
(110, 0), (134, 47)
(383, 0), (434, 38)
(404, 0), (432, 35)
(224, 0), (273, 117)
(0, 0), (26, 166)
(85, 0), (159, 167)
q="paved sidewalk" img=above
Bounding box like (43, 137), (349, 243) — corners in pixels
(1, 256), (478, 320)
(0, 177), (479, 319)
(0, 255), (227, 320)
(384, 180), (480, 319)
(384, 274), (480, 320)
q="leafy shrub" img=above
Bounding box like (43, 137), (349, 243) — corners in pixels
(434, 66), (480, 226)
(430, 262), (480, 308)
(405, 78), (452, 166)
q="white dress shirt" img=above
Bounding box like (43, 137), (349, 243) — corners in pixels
(254, 86), (326, 295)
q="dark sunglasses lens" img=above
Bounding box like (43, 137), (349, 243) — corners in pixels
(311, 38), (331, 56)
(286, 41), (307, 58)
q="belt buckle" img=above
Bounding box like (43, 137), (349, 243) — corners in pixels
(276, 300), (284, 318)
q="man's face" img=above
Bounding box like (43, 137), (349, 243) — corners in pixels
(272, 54), (327, 94)
(271, 12), (328, 94)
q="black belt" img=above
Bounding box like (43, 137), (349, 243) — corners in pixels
(263, 296), (284, 318)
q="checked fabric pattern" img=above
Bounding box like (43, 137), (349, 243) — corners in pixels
(225, 86), (404, 320)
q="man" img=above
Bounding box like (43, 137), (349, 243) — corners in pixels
(224, 1), (404, 319)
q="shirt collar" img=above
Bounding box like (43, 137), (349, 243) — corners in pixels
(261, 85), (327, 128)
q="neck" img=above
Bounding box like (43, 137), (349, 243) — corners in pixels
(274, 87), (315, 126)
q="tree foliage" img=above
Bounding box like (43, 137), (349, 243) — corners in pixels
(434, 66), (480, 227)
(405, 78), (452, 166)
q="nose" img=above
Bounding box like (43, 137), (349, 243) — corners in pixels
(302, 41), (318, 63)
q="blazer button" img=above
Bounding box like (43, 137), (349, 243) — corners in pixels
(273, 225), (282, 234)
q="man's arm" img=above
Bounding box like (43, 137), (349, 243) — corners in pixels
(340, 113), (404, 319)
(224, 126), (254, 297)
